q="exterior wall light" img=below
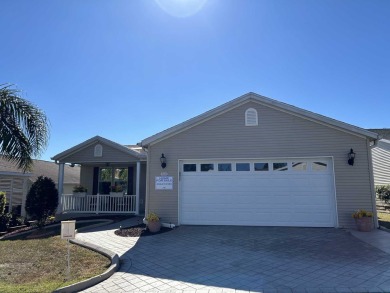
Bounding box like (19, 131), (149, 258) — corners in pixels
(348, 149), (356, 166)
(160, 153), (167, 169)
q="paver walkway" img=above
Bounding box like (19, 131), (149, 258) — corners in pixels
(77, 218), (390, 293)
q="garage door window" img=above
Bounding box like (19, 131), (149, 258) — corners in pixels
(201, 164), (214, 172)
(183, 164), (197, 172)
(312, 162), (327, 171)
(236, 163), (250, 171)
(292, 162), (307, 171)
(273, 162), (288, 171)
(254, 163), (269, 171)
(218, 163), (232, 171)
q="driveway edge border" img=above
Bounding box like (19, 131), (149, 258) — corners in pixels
(53, 239), (120, 293)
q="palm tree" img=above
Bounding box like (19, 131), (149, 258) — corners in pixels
(0, 84), (49, 171)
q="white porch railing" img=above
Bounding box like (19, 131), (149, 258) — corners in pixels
(61, 194), (137, 214)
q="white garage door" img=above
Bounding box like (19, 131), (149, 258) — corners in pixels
(179, 158), (336, 227)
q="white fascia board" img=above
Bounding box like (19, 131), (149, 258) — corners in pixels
(141, 92), (379, 147)
(52, 135), (144, 162)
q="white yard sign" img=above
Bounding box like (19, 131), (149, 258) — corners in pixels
(61, 220), (76, 240)
(155, 176), (173, 190)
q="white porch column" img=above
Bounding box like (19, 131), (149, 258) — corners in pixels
(136, 161), (141, 215)
(57, 163), (65, 213)
(21, 178), (28, 217)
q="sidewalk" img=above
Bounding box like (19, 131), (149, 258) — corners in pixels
(349, 227), (390, 255)
(75, 216), (143, 258)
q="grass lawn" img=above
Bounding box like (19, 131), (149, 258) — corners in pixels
(378, 212), (390, 230)
(0, 224), (111, 293)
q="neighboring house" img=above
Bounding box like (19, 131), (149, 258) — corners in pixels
(0, 156), (80, 216)
(368, 129), (390, 186)
(54, 92), (379, 229)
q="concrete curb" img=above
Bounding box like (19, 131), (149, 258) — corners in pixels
(53, 239), (120, 293)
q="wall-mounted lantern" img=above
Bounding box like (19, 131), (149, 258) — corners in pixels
(348, 149), (356, 166)
(160, 153), (167, 169)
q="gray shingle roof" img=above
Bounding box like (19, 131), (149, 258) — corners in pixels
(0, 156), (80, 184)
(367, 129), (390, 140)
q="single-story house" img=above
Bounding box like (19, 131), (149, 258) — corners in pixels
(54, 92), (379, 229)
(368, 129), (390, 186)
(0, 156), (80, 216)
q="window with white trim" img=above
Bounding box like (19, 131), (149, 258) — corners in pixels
(273, 162), (288, 171)
(292, 162), (307, 171)
(183, 164), (197, 172)
(312, 162), (327, 171)
(236, 163), (250, 171)
(201, 164), (214, 172)
(254, 163), (269, 171)
(245, 108), (258, 126)
(218, 163), (232, 171)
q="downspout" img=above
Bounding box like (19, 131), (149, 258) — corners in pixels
(367, 138), (379, 228)
(140, 144), (150, 216)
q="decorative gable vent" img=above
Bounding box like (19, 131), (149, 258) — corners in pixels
(245, 108), (258, 126)
(94, 144), (103, 157)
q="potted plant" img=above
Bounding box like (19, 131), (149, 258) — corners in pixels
(146, 212), (161, 233)
(352, 209), (373, 232)
(73, 185), (87, 196)
(110, 185), (124, 196)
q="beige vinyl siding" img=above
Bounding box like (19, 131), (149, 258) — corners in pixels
(0, 175), (28, 215)
(372, 140), (390, 186)
(59, 142), (140, 164)
(147, 101), (375, 228)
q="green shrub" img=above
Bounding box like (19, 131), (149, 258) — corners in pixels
(0, 191), (6, 215)
(9, 214), (25, 227)
(376, 185), (390, 204)
(25, 176), (58, 227)
(0, 213), (11, 232)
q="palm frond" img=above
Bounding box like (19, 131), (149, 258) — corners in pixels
(0, 84), (50, 171)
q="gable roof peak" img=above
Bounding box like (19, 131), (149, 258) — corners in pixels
(141, 92), (379, 146)
(52, 135), (146, 162)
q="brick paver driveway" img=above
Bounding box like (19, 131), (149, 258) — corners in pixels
(82, 224), (390, 292)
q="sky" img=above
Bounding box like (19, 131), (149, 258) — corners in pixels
(1, 0), (389, 162)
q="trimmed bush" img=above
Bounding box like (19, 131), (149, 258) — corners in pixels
(25, 176), (58, 227)
(376, 185), (390, 204)
(0, 213), (11, 232)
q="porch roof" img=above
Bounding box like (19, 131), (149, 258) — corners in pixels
(51, 136), (147, 164)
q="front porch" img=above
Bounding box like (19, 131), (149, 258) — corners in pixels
(52, 136), (147, 216)
(61, 193), (137, 214)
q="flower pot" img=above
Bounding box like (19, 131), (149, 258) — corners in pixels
(355, 217), (373, 232)
(147, 221), (161, 233)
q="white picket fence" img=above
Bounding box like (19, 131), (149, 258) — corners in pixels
(61, 194), (137, 214)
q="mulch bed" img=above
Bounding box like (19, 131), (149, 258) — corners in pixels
(114, 224), (173, 237)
